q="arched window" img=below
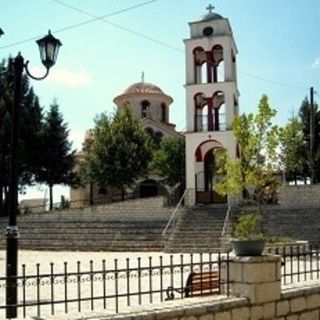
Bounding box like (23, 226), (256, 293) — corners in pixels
(145, 127), (154, 137)
(161, 103), (167, 122)
(141, 100), (150, 118)
(154, 131), (163, 146)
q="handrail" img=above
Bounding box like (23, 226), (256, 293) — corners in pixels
(221, 205), (232, 237)
(162, 189), (188, 237)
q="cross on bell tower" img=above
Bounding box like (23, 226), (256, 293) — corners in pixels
(206, 4), (215, 13)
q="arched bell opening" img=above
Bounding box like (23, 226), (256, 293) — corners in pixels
(212, 44), (224, 83)
(194, 92), (208, 132)
(193, 47), (206, 84)
(212, 91), (225, 131)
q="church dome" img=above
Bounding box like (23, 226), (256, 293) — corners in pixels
(197, 12), (223, 22)
(114, 80), (173, 106)
(124, 82), (164, 95)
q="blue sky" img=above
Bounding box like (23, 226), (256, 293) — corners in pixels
(1, 0), (320, 201)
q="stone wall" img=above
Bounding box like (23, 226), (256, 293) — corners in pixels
(278, 184), (320, 207)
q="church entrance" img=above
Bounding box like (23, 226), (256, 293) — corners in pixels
(195, 149), (227, 204)
(139, 179), (159, 198)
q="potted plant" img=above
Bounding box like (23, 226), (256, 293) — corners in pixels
(231, 212), (266, 256)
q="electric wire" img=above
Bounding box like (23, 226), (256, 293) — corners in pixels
(0, 0), (314, 92)
(238, 71), (309, 91)
(51, 0), (183, 53)
(50, 0), (314, 91)
(0, 0), (158, 49)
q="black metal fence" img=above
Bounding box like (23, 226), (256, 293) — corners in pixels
(0, 253), (231, 319)
(272, 245), (320, 285)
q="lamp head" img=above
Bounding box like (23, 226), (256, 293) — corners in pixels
(36, 30), (62, 69)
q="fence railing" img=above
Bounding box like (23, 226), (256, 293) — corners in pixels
(271, 245), (320, 285)
(162, 189), (188, 238)
(0, 252), (231, 319)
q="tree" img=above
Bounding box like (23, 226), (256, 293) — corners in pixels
(151, 137), (185, 195)
(0, 58), (44, 216)
(279, 115), (305, 184)
(298, 97), (320, 183)
(35, 100), (75, 210)
(84, 107), (152, 199)
(214, 95), (280, 212)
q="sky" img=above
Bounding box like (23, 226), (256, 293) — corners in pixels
(1, 0), (320, 203)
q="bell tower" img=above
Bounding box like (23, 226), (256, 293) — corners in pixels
(184, 5), (239, 205)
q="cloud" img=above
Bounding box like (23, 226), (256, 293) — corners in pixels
(312, 57), (320, 69)
(30, 67), (92, 87)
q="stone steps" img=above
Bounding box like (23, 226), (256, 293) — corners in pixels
(164, 206), (228, 253)
(0, 196), (171, 251)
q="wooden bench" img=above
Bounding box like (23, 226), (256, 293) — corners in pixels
(166, 270), (220, 300)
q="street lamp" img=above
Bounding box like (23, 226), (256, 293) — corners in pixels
(6, 30), (62, 319)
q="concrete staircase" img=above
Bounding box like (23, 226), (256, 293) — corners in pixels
(0, 197), (172, 251)
(164, 205), (228, 253)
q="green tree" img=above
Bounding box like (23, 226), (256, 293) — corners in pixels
(0, 58), (44, 216)
(279, 115), (304, 184)
(151, 137), (185, 195)
(35, 100), (75, 210)
(298, 97), (320, 183)
(214, 95), (280, 212)
(85, 107), (152, 199)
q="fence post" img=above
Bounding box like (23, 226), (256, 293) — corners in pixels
(229, 255), (281, 304)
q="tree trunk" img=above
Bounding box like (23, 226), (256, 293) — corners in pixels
(89, 182), (93, 206)
(121, 186), (125, 201)
(0, 185), (4, 217)
(49, 185), (53, 211)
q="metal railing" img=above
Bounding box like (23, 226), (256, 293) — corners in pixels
(269, 245), (320, 285)
(0, 252), (231, 319)
(194, 114), (226, 132)
(221, 205), (232, 238)
(161, 189), (188, 238)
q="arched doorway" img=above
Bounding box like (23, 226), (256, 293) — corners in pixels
(195, 147), (227, 204)
(139, 179), (159, 198)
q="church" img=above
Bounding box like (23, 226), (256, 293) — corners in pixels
(70, 76), (183, 206)
(70, 5), (239, 207)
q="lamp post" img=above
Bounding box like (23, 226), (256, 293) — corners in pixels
(5, 30), (62, 319)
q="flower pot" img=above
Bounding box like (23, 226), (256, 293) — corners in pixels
(231, 239), (266, 256)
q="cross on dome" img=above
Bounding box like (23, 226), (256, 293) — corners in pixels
(141, 71), (145, 83)
(206, 4), (215, 13)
